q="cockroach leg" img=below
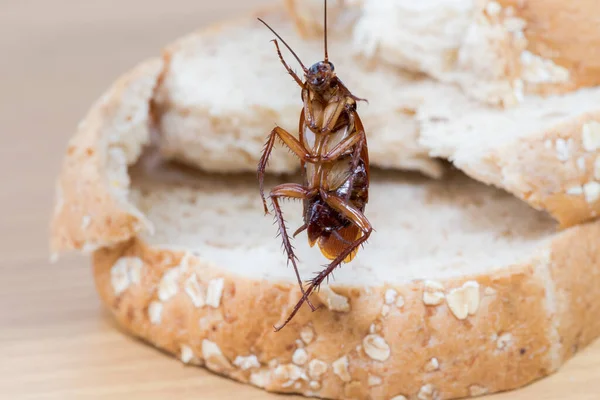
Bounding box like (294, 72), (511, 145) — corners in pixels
(320, 98), (347, 134)
(269, 183), (318, 311)
(293, 224), (307, 238)
(258, 126), (312, 214)
(270, 39), (304, 88)
(331, 230), (353, 246)
(274, 199), (372, 331)
(321, 130), (362, 162)
(322, 192), (372, 233)
(302, 87), (318, 130)
(336, 77), (368, 104)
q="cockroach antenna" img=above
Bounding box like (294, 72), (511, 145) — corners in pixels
(324, 0), (328, 62)
(257, 17), (307, 72)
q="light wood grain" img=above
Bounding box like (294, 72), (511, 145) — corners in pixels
(0, 1), (598, 399)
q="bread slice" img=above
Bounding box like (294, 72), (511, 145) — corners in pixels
(49, 32), (600, 400)
(288, 0), (600, 107)
(91, 150), (600, 400)
(152, 6), (600, 228)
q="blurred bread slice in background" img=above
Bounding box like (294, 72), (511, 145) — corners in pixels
(288, 0), (600, 107)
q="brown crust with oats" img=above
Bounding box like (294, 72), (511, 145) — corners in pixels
(90, 219), (600, 400)
(49, 4), (600, 400)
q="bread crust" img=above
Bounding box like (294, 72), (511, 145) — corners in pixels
(49, 59), (163, 256)
(91, 219), (600, 400)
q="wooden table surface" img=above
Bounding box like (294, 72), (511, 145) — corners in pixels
(1, 1), (599, 399)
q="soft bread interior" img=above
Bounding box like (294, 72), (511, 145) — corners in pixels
(130, 155), (556, 285)
(155, 8), (444, 179)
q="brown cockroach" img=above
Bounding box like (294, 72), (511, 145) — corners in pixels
(257, 0), (372, 331)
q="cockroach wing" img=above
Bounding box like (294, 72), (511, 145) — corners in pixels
(324, 122), (353, 154)
(326, 157), (352, 191)
(302, 123), (317, 153)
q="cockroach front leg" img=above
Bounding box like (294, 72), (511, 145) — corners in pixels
(274, 193), (372, 331)
(269, 183), (318, 311)
(271, 40), (304, 88)
(258, 126), (312, 214)
(336, 77), (368, 104)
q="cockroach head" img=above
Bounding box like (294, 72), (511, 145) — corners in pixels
(307, 61), (335, 89)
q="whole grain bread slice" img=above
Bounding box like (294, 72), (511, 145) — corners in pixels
(152, 6), (600, 228)
(49, 21), (600, 400)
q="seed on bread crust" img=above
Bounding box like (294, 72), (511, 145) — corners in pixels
(423, 280), (445, 306)
(417, 383), (436, 400)
(180, 344), (195, 364)
(292, 348), (308, 365)
(158, 267), (181, 301)
(250, 369), (270, 388)
(274, 364), (305, 382)
(309, 380), (321, 390)
(367, 374), (382, 386)
(567, 185), (584, 195)
(385, 288), (397, 304)
(300, 325), (315, 344)
(424, 357), (439, 372)
(206, 278), (224, 308)
(316, 286), (351, 312)
(148, 301), (163, 325)
(363, 334), (391, 361)
(446, 281), (480, 320)
(396, 296), (405, 308)
(81, 215), (91, 229)
(555, 138), (570, 161)
(582, 121), (600, 151)
(184, 273), (205, 307)
(332, 356), (351, 382)
(308, 359), (328, 379)
(202, 339), (231, 372)
(111, 256), (143, 295)
(469, 384), (489, 396)
(233, 354), (260, 370)
(583, 181), (600, 203)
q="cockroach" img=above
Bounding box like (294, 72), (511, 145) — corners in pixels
(257, 0), (372, 331)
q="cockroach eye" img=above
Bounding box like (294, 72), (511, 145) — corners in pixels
(308, 63), (320, 75)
